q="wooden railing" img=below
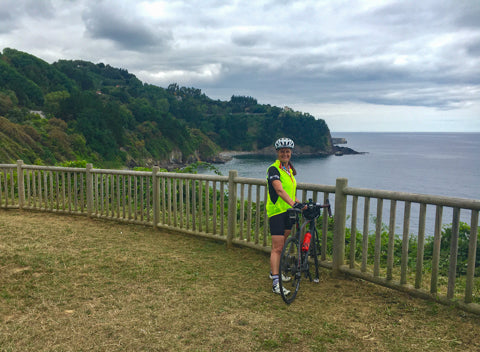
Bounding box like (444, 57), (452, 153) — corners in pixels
(334, 179), (480, 315)
(1, 161), (479, 314)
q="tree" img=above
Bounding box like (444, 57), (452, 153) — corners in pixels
(44, 90), (70, 117)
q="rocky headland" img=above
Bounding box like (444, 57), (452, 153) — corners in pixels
(216, 142), (363, 163)
(137, 138), (364, 170)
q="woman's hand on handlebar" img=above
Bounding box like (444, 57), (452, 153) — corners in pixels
(292, 202), (307, 210)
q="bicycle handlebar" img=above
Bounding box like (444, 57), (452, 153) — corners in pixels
(308, 201), (332, 217)
(291, 199), (333, 218)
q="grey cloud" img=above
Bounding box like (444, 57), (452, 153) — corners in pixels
(361, 89), (468, 111)
(369, 0), (480, 34)
(0, 8), (14, 34)
(200, 52), (477, 112)
(23, 0), (55, 18)
(0, 0), (54, 33)
(367, 2), (442, 27)
(467, 40), (480, 56)
(454, 2), (480, 29)
(82, 2), (172, 50)
(231, 32), (263, 47)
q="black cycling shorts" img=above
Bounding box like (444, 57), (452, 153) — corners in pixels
(269, 212), (293, 236)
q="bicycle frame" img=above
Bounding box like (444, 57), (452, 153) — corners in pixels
(291, 208), (320, 281)
(279, 199), (332, 304)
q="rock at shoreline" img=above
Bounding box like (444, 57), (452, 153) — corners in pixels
(332, 146), (364, 156)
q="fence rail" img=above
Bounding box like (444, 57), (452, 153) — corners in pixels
(338, 182), (480, 313)
(1, 161), (479, 315)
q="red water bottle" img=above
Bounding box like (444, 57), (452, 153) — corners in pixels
(302, 231), (312, 252)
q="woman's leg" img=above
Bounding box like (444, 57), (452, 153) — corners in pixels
(270, 230), (291, 275)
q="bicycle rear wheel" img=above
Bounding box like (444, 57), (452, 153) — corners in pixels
(279, 236), (301, 304)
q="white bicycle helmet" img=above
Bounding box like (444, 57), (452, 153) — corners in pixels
(274, 137), (294, 150)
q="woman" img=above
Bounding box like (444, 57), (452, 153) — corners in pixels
(266, 137), (303, 294)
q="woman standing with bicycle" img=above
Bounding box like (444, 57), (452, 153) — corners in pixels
(266, 137), (303, 294)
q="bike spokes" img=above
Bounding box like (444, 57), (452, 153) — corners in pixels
(279, 237), (301, 304)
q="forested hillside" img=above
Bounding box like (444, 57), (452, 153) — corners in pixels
(0, 48), (333, 168)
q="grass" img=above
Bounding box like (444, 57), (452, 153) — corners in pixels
(1, 209), (479, 351)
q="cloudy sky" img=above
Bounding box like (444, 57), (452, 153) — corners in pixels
(1, 0), (479, 132)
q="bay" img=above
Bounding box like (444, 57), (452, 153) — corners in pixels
(202, 132), (480, 235)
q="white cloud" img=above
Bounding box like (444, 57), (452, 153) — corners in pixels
(139, 63), (224, 86)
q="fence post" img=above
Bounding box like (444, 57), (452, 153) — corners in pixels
(447, 207), (460, 299)
(16, 160), (25, 209)
(86, 163), (93, 216)
(227, 170), (238, 248)
(332, 178), (348, 277)
(152, 166), (160, 228)
(465, 210), (479, 303)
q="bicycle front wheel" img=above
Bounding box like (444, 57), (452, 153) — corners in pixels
(279, 236), (301, 304)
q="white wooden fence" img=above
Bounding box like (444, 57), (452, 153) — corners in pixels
(1, 160), (479, 314)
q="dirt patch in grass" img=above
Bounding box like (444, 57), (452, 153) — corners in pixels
(1, 209), (479, 351)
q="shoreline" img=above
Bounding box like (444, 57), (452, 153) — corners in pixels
(153, 144), (365, 170)
(216, 146), (364, 163)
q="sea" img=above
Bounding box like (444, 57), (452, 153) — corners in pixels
(202, 132), (480, 236)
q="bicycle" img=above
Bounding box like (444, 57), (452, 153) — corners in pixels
(278, 198), (332, 304)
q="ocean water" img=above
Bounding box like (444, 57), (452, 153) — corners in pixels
(204, 132), (480, 235)
(212, 132), (480, 200)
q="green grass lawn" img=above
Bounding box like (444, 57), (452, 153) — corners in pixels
(1, 209), (479, 351)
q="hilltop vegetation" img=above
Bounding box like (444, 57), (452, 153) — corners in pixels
(0, 48), (333, 168)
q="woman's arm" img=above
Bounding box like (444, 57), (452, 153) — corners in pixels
(271, 179), (298, 207)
